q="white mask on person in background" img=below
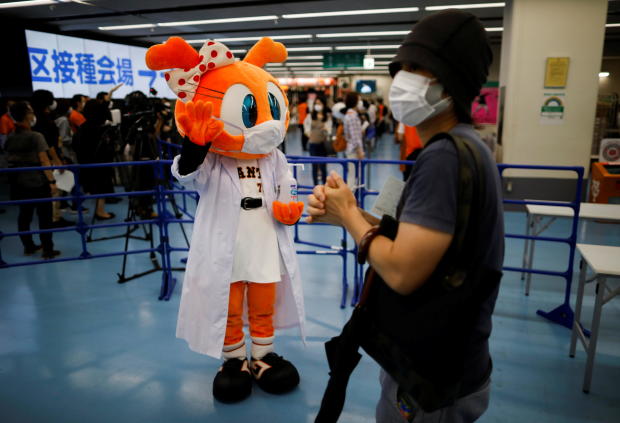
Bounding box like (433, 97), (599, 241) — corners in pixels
(314, 105), (323, 112)
(49, 100), (57, 111)
(29, 116), (37, 127)
(357, 100), (364, 111)
(389, 70), (452, 127)
(217, 118), (285, 154)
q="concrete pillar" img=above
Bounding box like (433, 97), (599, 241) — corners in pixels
(499, 0), (608, 182)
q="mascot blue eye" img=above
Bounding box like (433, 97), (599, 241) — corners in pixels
(268, 92), (281, 120)
(242, 94), (258, 128)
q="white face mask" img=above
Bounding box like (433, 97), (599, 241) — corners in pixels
(29, 116), (37, 127)
(314, 105), (323, 112)
(49, 100), (57, 111)
(357, 100), (364, 110)
(216, 118), (285, 155)
(389, 70), (452, 126)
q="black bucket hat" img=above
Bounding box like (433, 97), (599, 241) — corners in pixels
(389, 9), (492, 119)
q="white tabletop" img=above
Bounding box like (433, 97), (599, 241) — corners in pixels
(577, 244), (620, 276)
(526, 203), (620, 221)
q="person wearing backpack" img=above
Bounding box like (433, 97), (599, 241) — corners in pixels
(307, 9), (504, 423)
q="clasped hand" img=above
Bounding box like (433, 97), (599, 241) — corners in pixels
(306, 171), (357, 226)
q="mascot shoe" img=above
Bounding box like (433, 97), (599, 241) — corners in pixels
(212, 358), (253, 403)
(250, 353), (300, 394)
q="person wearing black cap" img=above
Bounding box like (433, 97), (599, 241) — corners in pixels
(308, 9), (504, 423)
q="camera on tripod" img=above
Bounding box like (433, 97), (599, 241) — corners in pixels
(121, 91), (173, 220)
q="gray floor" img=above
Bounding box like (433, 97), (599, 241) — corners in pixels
(0, 129), (619, 422)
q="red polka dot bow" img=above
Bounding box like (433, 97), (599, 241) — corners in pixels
(163, 40), (235, 102)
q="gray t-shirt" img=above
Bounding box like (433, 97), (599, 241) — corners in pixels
(396, 124), (505, 391)
(5, 130), (49, 188)
(398, 124), (504, 271)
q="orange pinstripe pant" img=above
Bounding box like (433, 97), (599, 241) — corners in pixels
(224, 281), (276, 346)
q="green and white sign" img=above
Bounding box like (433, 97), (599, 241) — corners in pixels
(322, 52), (364, 69)
(540, 92), (565, 124)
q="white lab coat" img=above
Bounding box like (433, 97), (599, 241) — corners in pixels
(171, 148), (306, 358)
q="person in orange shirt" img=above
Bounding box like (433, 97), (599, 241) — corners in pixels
(0, 99), (16, 149)
(297, 94), (309, 151)
(69, 94), (86, 133)
(396, 122), (423, 180)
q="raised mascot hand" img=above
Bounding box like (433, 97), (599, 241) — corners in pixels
(177, 100), (224, 146)
(272, 201), (305, 225)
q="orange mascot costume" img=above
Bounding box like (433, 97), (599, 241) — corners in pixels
(146, 36), (306, 403)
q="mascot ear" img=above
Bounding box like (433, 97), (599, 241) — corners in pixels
(244, 37), (288, 68)
(146, 36), (201, 70)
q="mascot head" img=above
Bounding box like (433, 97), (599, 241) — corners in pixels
(146, 36), (289, 159)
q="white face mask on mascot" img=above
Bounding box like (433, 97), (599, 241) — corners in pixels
(389, 70), (452, 126)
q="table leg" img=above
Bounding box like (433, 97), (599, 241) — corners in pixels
(583, 276), (606, 394)
(525, 216), (538, 296)
(521, 212), (532, 281)
(570, 258), (587, 358)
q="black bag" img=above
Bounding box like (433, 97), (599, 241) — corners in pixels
(315, 133), (502, 422)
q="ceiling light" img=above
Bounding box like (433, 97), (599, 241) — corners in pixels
(317, 31), (409, 38)
(368, 54), (396, 59)
(374, 61), (391, 65)
(230, 49), (247, 54)
(187, 35), (312, 44)
(485, 27), (503, 32)
(425, 2), (505, 11)
(605, 23), (620, 27)
(282, 7), (419, 19)
(99, 23), (157, 30)
(599, 72), (610, 77)
(286, 47), (333, 52)
(158, 15), (277, 27)
(289, 67), (326, 71)
(335, 45), (400, 50)
(0, 0), (57, 8)
(287, 56), (323, 60)
(285, 62), (323, 66)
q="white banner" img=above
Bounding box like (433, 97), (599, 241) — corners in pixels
(25, 30), (170, 99)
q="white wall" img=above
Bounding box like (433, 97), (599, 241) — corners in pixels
(500, 0), (607, 178)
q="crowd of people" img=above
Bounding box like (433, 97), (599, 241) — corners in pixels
(0, 87), (174, 259)
(291, 90), (393, 186)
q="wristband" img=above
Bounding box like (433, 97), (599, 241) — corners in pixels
(357, 225), (380, 265)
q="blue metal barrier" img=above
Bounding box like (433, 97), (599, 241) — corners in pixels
(1, 144), (585, 330)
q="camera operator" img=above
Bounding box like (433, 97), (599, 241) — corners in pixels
(121, 92), (170, 219)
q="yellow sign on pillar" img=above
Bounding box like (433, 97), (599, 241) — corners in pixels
(544, 57), (570, 88)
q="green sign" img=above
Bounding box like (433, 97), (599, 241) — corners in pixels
(322, 52), (364, 68)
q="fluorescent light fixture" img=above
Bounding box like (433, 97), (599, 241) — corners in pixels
(217, 34), (312, 42)
(282, 7), (419, 19)
(230, 49), (247, 54)
(368, 54), (395, 59)
(605, 23), (620, 27)
(287, 55), (323, 60)
(485, 27), (503, 32)
(425, 2), (505, 11)
(317, 31), (409, 38)
(99, 23), (157, 30)
(187, 35), (311, 44)
(289, 67), (326, 71)
(374, 61), (391, 65)
(285, 62), (323, 66)
(266, 63), (284, 67)
(335, 45), (400, 50)
(158, 15), (277, 27)
(599, 72), (610, 77)
(0, 0), (57, 8)
(286, 47), (332, 52)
